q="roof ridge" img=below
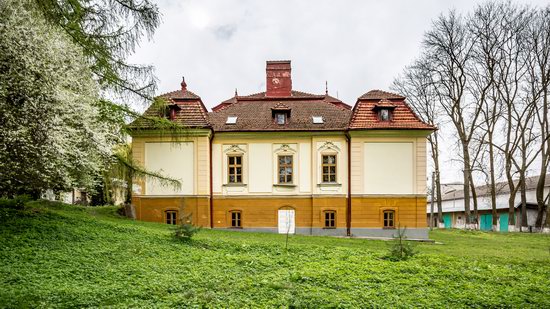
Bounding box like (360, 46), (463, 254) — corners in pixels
(157, 89), (201, 100)
(359, 89), (405, 100)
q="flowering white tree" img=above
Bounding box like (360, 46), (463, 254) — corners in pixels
(0, 0), (118, 197)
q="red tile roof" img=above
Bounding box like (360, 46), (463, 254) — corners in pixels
(129, 89), (210, 129)
(209, 98), (352, 132)
(130, 86), (433, 132)
(349, 90), (435, 130)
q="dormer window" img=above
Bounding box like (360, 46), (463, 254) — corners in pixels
(379, 108), (391, 121)
(271, 102), (291, 125)
(275, 113), (286, 124)
(226, 116), (238, 124)
(372, 99), (396, 122)
(162, 104), (181, 121)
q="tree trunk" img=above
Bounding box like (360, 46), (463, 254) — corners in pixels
(488, 137), (498, 230)
(462, 144), (473, 229)
(520, 175), (528, 231)
(470, 178), (479, 229)
(508, 190), (517, 231)
(429, 134), (444, 227)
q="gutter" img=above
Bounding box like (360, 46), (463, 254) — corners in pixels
(345, 131), (352, 236)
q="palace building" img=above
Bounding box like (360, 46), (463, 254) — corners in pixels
(129, 60), (435, 239)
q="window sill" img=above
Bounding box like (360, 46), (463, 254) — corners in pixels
(229, 227), (243, 229)
(317, 183), (342, 187)
(323, 227), (336, 229)
(273, 184), (297, 187)
(383, 227), (396, 230)
(223, 183), (247, 187)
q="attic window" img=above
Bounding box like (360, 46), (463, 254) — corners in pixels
(275, 113), (286, 125)
(226, 116), (238, 124)
(379, 109), (392, 121)
(163, 104), (180, 121)
(312, 116), (324, 124)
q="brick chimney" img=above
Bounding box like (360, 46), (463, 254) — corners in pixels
(266, 60), (292, 97)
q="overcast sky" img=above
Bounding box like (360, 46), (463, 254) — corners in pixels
(129, 0), (548, 183)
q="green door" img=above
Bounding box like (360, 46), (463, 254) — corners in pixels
(443, 214), (452, 229)
(480, 214), (492, 231)
(500, 213), (509, 232)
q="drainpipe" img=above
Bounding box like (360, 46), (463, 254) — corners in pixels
(311, 136), (314, 236)
(209, 131), (214, 229)
(345, 131), (351, 236)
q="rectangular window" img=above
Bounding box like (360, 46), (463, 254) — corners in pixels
(383, 210), (395, 228)
(165, 210), (178, 225)
(275, 113), (286, 124)
(322, 155), (337, 183)
(379, 109), (391, 121)
(228, 155), (242, 183)
(231, 211), (242, 228)
(278, 155), (293, 184)
(324, 211), (336, 228)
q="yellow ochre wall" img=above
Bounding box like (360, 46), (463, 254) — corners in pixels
(351, 196), (427, 228)
(132, 196), (210, 227)
(212, 196), (347, 229)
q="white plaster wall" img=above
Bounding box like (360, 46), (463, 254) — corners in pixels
(249, 143), (273, 193)
(212, 143), (222, 193)
(299, 142), (311, 193)
(211, 137), (347, 196)
(364, 142), (414, 194)
(144, 142), (194, 195)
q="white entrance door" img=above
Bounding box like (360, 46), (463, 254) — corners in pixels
(278, 209), (295, 234)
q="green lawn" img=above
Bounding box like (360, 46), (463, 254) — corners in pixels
(1, 201), (549, 308)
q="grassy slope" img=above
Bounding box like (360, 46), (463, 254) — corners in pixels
(0, 201), (549, 308)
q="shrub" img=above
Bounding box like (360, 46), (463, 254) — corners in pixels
(173, 214), (201, 241)
(386, 225), (417, 261)
(0, 195), (32, 210)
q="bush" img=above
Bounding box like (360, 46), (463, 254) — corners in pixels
(0, 195), (32, 210)
(173, 213), (201, 241)
(386, 225), (417, 261)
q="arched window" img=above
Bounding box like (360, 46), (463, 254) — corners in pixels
(230, 210), (242, 228)
(165, 210), (178, 225)
(383, 210), (395, 228)
(324, 210), (336, 228)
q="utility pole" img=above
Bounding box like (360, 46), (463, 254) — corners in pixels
(430, 171), (435, 230)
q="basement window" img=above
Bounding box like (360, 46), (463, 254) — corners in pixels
(226, 116), (238, 124)
(312, 116), (324, 124)
(230, 211), (242, 228)
(165, 210), (178, 225)
(383, 210), (395, 229)
(324, 210), (336, 228)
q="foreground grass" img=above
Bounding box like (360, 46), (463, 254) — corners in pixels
(1, 201), (549, 308)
